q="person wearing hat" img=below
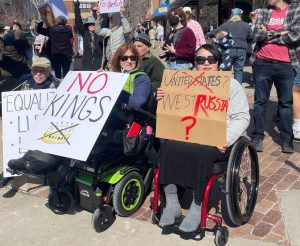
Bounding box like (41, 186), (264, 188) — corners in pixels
(209, 7), (252, 84)
(18, 57), (60, 90)
(183, 6), (206, 50)
(74, 0), (104, 70)
(133, 33), (165, 91)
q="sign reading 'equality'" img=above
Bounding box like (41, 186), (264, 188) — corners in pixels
(2, 89), (56, 177)
(22, 71), (129, 161)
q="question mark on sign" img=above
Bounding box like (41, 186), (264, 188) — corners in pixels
(180, 116), (196, 141)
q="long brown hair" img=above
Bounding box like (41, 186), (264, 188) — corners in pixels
(110, 44), (142, 72)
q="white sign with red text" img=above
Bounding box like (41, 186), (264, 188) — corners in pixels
(21, 71), (128, 161)
(99, 0), (123, 13)
(2, 89), (56, 177)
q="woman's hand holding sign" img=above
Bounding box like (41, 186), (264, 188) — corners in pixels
(156, 87), (165, 101)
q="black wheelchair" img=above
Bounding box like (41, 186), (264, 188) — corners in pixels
(7, 103), (157, 232)
(149, 137), (259, 246)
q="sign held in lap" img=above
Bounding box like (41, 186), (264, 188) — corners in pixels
(156, 70), (231, 147)
(2, 89), (56, 177)
(21, 71), (129, 161)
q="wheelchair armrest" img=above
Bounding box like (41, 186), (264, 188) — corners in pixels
(121, 103), (156, 120)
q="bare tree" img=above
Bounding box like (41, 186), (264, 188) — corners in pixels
(0, 0), (39, 27)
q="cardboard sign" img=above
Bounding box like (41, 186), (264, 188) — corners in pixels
(1, 89), (56, 177)
(99, 0), (123, 13)
(37, 0), (69, 26)
(21, 71), (129, 161)
(156, 70), (231, 147)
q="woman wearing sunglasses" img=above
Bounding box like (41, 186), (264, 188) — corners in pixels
(110, 43), (151, 109)
(156, 44), (250, 232)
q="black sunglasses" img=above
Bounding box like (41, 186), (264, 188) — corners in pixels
(120, 55), (138, 62)
(195, 56), (218, 65)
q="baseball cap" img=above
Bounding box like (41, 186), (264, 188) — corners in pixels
(183, 7), (192, 13)
(231, 8), (243, 16)
(134, 33), (151, 47)
(32, 57), (51, 69)
(84, 17), (96, 25)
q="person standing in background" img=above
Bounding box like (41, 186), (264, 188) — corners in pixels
(74, 0), (104, 70)
(95, 6), (132, 69)
(133, 33), (165, 91)
(37, 16), (73, 79)
(159, 7), (196, 70)
(250, 0), (300, 153)
(183, 7), (206, 49)
(156, 22), (164, 48)
(149, 26), (156, 48)
(210, 8), (253, 84)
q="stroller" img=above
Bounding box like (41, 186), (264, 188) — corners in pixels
(7, 103), (157, 232)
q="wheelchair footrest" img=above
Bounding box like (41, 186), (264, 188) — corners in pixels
(6, 168), (45, 180)
(161, 216), (205, 240)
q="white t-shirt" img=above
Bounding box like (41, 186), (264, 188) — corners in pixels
(156, 25), (164, 36)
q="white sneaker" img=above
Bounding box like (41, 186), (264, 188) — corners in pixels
(294, 129), (300, 141)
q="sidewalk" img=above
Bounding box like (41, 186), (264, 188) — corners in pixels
(1, 64), (300, 245)
(0, 188), (277, 246)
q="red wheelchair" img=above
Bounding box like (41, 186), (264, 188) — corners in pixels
(149, 137), (259, 246)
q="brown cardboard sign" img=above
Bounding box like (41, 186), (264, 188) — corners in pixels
(156, 70), (231, 147)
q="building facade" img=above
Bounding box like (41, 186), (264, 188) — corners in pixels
(170, 0), (268, 32)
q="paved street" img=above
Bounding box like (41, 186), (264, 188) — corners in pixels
(1, 60), (300, 245)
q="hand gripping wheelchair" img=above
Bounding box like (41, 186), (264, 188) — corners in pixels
(149, 137), (259, 246)
(7, 103), (157, 232)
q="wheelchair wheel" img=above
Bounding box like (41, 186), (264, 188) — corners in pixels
(48, 191), (71, 214)
(214, 226), (229, 246)
(113, 171), (144, 217)
(91, 206), (116, 232)
(226, 137), (259, 226)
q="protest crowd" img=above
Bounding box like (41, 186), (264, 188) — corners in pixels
(0, 0), (300, 243)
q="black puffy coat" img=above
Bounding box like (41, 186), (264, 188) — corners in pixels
(74, 4), (104, 70)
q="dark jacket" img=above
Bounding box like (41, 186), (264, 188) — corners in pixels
(20, 74), (60, 90)
(142, 53), (165, 91)
(74, 4), (104, 70)
(0, 30), (30, 78)
(210, 21), (253, 49)
(37, 21), (73, 58)
(160, 27), (196, 63)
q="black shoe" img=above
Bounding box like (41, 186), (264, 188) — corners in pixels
(8, 158), (27, 171)
(281, 142), (294, 154)
(250, 139), (263, 152)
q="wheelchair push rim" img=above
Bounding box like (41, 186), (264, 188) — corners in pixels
(226, 137), (259, 226)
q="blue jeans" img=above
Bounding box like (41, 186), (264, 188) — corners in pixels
(167, 59), (192, 70)
(230, 48), (247, 84)
(252, 58), (295, 144)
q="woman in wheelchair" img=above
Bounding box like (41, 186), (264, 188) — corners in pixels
(8, 44), (152, 175)
(156, 44), (250, 233)
(108, 43), (152, 109)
